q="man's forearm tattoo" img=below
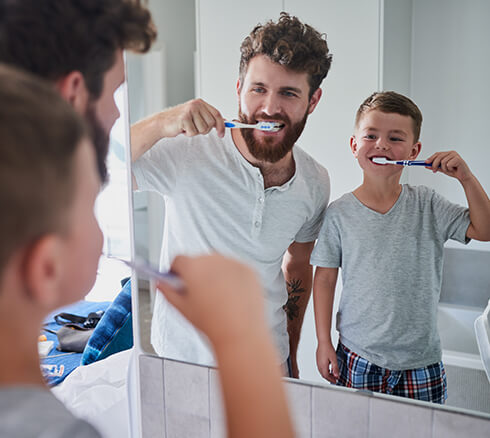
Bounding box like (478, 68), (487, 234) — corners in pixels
(283, 278), (306, 321)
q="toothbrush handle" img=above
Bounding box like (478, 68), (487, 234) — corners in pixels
(405, 160), (429, 166)
(404, 160), (441, 168)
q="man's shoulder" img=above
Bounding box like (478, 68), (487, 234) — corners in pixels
(293, 145), (329, 180)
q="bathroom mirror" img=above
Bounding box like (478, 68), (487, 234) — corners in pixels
(128, 0), (490, 416)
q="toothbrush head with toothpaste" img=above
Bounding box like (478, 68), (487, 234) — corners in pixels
(224, 120), (284, 132)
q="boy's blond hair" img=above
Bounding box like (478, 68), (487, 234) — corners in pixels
(0, 64), (88, 275)
(355, 91), (423, 142)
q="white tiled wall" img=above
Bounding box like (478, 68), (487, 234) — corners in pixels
(163, 360), (210, 438)
(312, 385), (369, 438)
(139, 355), (490, 438)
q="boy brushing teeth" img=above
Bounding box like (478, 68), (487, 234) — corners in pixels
(311, 91), (490, 403)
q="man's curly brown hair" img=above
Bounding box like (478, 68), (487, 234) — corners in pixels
(239, 12), (332, 98)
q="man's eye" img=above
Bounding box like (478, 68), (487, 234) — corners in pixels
(252, 87), (265, 93)
(281, 91), (297, 97)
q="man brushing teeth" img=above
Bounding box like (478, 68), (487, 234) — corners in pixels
(235, 53), (321, 179)
(131, 13), (332, 378)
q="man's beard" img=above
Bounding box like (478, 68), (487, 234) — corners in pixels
(238, 106), (308, 163)
(85, 100), (110, 183)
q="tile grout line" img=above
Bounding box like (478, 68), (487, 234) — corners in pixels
(162, 359), (168, 438)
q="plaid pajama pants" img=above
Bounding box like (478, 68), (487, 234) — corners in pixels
(336, 342), (447, 404)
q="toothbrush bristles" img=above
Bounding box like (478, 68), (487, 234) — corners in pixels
(258, 121), (282, 132)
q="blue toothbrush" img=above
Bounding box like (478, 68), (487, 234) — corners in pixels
(372, 157), (436, 167)
(224, 120), (282, 132)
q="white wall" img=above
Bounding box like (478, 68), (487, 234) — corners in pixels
(409, 0), (490, 252)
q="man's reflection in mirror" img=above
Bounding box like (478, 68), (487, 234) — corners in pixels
(131, 13), (332, 378)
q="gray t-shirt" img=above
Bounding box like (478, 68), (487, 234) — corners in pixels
(310, 185), (470, 370)
(133, 129), (330, 365)
(0, 386), (101, 438)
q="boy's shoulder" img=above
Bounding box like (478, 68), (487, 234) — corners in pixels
(403, 184), (444, 205)
(324, 192), (357, 219)
(328, 192), (356, 209)
(404, 184), (434, 197)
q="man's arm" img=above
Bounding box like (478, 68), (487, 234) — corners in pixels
(130, 98), (226, 162)
(313, 266), (339, 383)
(282, 240), (315, 378)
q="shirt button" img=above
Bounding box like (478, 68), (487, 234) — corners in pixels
(258, 197), (264, 203)
(255, 221), (261, 227)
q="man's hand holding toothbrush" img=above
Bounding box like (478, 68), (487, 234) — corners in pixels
(131, 98), (226, 162)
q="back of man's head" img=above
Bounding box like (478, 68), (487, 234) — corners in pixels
(239, 12), (333, 98)
(0, 0), (156, 180)
(0, 64), (88, 278)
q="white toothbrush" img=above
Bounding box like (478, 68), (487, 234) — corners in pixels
(106, 255), (185, 292)
(224, 120), (282, 132)
(372, 157), (432, 167)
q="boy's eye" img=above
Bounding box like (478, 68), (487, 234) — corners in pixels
(390, 137), (403, 142)
(364, 134), (376, 140)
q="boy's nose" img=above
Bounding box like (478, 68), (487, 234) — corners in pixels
(375, 138), (390, 150)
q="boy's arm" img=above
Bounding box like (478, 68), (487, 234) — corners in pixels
(427, 151), (490, 241)
(130, 98), (226, 162)
(157, 254), (295, 438)
(282, 241), (315, 378)
(313, 266), (339, 383)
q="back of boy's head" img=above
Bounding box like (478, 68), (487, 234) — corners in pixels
(0, 64), (88, 277)
(355, 91), (423, 142)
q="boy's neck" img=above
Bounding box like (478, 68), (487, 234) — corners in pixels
(0, 288), (47, 387)
(0, 327), (46, 387)
(353, 174), (403, 214)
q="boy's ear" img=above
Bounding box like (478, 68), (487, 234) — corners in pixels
(55, 71), (89, 114)
(23, 235), (65, 310)
(350, 135), (359, 157)
(409, 141), (422, 160)
(307, 88), (322, 114)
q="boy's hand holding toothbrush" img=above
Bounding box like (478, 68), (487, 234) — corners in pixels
(427, 150), (490, 241)
(373, 150), (473, 183)
(425, 150), (473, 183)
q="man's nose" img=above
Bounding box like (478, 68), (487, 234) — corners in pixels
(261, 93), (281, 115)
